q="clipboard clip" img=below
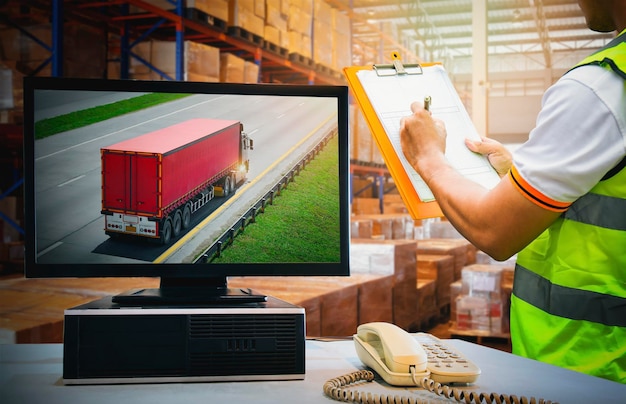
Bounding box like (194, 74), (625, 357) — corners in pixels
(373, 52), (423, 77)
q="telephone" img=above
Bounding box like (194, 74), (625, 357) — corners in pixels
(323, 322), (556, 404)
(354, 322), (480, 386)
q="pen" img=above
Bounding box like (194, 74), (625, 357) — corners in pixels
(424, 95), (432, 111)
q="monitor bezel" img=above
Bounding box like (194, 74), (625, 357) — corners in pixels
(23, 77), (351, 280)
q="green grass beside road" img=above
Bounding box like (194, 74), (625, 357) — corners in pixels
(35, 92), (190, 139)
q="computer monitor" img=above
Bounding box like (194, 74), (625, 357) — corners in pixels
(23, 77), (350, 305)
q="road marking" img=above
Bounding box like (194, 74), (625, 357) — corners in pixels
(37, 241), (63, 258)
(155, 113), (337, 263)
(58, 175), (85, 187)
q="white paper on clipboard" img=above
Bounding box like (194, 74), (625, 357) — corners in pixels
(356, 64), (500, 202)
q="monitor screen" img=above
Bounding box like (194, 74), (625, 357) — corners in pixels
(23, 77), (350, 303)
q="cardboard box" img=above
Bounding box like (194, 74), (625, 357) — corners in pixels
(351, 197), (380, 215)
(350, 218), (373, 239)
(456, 264), (509, 333)
(220, 52), (245, 82)
(243, 60), (259, 83)
(351, 239), (418, 330)
(417, 238), (476, 280)
(417, 254), (455, 309)
(416, 278), (438, 328)
(456, 294), (502, 333)
(461, 264), (503, 297)
(229, 0), (265, 37)
(130, 40), (220, 81)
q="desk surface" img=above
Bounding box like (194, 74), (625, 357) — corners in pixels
(1, 338), (624, 404)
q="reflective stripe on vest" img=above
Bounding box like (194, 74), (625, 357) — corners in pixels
(513, 263), (626, 327)
(563, 192), (626, 231)
(570, 29), (626, 78)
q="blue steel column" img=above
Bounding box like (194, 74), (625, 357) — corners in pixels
(175, 0), (184, 81)
(51, 0), (63, 77)
(120, 2), (130, 79)
(377, 174), (384, 214)
(0, 180), (24, 236)
(254, 48), (262, 83)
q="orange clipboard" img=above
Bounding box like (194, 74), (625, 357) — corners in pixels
(344, 55), (443, 219)
(344, 52), (500, 220)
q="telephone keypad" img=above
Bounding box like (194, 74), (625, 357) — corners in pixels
(413, 333), (481, 384)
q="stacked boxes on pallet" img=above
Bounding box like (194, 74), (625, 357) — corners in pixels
(416, 238), (476, 280)
(264, 0), (288, 51)
(351, 104), (385, 165)
(416, 278), (437, 329)
(130, 0), (229, 22)
(0, 277), (160, 343)
(229, 274), (395, 337)
(312, 1), (332, 69)
(131, 40), (221, 82)
(351, 214), (414, 241)
(331, 6), (351, 74)
(229, 0), (265, 39)
(417, 254), (455, 314)
(350, 239), (418, 331)
(451, 263), (515, 335)
(285, 0), (312, 60)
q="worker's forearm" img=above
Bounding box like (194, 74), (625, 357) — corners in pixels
(417, 156), (526, 260)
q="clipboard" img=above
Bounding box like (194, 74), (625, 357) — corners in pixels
(344, 52), (500, 220)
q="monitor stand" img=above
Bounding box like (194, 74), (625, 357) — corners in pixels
(112, 276), (267, 306)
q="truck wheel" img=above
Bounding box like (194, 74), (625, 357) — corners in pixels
(222, 176), (231, 197)
(172, 210), (183, 237)
(230, 173), (236, 193)
(182, 203), (192, 229)
(161, 218), (172, 245)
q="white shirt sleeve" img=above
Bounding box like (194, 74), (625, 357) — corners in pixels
(512, 64), (626, 205)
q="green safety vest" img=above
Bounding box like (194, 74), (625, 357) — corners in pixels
(510, 29), (626, 384)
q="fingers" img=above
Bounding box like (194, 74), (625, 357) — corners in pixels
(464, 136), (512, 177)
(410, 100), (432, 115)
(464, 138), (482, 153)
(464, 136), (500, 155)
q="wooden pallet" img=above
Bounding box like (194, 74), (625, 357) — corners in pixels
(315, 63), (333, 75)
(183, 8), (227, 32)
(449, 322), (511, 346)
(227, 26), (264, 46)
(289, 53), (314, 68)
(263, 41), (288, 58)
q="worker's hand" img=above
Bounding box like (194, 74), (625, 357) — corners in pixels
(464, 136), (512, 177)
(400, 101), (447, 174)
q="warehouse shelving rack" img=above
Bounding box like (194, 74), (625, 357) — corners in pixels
(4, 0), (343, 84)
(3, 0), (420, 85)
(350, 163), (397, 214)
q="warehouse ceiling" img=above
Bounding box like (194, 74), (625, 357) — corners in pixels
(336, 0), (615, 69)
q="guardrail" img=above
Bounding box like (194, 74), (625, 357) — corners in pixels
(194, 127), (337, 264)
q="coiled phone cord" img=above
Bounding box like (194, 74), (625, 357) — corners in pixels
(323, 369), (557, 404)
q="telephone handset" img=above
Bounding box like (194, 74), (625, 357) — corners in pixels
(353, 322), (431, 386)
(354, 322), (480, 386)
(323, 322), (557, 404)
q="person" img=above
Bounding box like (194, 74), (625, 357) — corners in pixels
(399, 0), (626, 384)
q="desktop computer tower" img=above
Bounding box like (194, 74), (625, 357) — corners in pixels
(63, 295), (305, 384)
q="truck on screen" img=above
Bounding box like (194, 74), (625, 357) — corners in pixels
(101, 118), (253, 244)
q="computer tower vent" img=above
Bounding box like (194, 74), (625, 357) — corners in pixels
(188, 314), (304, 375)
